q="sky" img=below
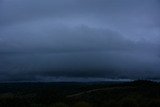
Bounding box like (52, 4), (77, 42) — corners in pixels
(0, 0), (160, 82)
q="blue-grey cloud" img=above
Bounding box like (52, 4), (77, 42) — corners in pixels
(0, 0), (160, 82)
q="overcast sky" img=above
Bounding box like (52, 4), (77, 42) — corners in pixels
(0, 0), (160, 82)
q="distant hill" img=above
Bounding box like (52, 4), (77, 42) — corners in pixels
(0, 80), (160, 107)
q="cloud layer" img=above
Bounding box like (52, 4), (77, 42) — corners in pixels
(0, 0), (160, 82)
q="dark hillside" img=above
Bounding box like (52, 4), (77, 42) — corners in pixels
(0, 80), (160, 107)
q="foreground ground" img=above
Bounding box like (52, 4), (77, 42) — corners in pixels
(0, 80), (160, 107)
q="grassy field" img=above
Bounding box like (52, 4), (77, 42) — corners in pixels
(0, 80), (160, 107)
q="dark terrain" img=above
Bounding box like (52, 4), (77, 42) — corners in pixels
(0, 80), (160, 107)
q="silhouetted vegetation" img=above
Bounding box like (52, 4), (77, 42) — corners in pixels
(0, 80), (160, 107)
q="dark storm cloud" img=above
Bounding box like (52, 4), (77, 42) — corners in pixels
(0, 0), (160, 82)
(0, 26), (143, 53)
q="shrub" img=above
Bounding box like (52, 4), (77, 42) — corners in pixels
(49, 102), (68, 107)
(148, 99), (160, 107)
(119, 98), (138, 107)
(102, 100), (117, 107)
(31, 103), (44, 107)
(73, 101), (92, 107)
